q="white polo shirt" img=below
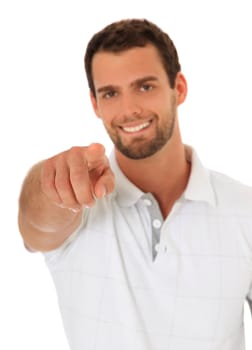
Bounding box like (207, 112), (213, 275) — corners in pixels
(44, 146), (252, 350)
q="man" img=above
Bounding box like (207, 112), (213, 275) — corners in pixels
(18, 18), (252, 350)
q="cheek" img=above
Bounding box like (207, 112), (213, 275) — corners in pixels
(95, 107), (114, 127)
(96, 97), (112, 113)
(143, 92), (166, 111)
(97, 99), (122, 123)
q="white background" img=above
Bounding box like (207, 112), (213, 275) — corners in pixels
(1, 0), (252, 348)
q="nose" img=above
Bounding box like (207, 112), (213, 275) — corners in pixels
(118, 92), (143, 119)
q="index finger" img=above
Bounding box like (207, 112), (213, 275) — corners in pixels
(84, 143), (107, 171)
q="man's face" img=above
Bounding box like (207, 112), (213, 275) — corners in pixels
(91, 44), (183, 159)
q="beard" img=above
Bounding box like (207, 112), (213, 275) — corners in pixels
(104, 99), (177, 160)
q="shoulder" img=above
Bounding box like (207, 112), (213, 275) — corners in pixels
(209, 169), (252, 214)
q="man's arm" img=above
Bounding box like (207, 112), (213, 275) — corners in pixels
(18, 143), (115, 252)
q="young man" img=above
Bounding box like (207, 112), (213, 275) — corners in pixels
(18, 19), (252, 350)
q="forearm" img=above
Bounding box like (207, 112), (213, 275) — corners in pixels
(18, 144), (114, 251)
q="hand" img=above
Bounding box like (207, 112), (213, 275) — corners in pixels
(41, 143), (115, 211)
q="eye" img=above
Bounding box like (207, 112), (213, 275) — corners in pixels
(102, 90), (117, 99)
(140, 84), (153, 92)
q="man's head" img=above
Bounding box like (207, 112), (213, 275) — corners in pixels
(84, 19), (187, 160)
(84, 18), (181, 98)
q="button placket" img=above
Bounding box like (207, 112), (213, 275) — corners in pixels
(153, 219), (162, 229)
(142, 193), (164, 260)
(143, 198), (152, 207)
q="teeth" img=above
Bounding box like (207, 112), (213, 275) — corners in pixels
(122, 121), (150, 133)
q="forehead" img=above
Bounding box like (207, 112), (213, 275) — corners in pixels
(91, 44), (166, 87)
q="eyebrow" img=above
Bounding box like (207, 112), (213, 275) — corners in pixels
(96, 75), (159, 94)
(96, 85), (118, 94)
(131, 76), (159, 88)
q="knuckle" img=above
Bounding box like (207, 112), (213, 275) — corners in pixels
(41, 177), (54, 194)
(69, 146), (82, 154)
(41, 163), (54, 193)
(56, 177), (70, 192)
(71, 166), (86, 180)
(68, 146), (85, 160)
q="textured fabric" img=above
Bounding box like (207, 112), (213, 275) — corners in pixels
(44, 146), (252, 350)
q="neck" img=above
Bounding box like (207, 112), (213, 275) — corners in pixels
(115, 122), (191, 217)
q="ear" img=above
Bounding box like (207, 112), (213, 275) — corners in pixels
(90, 91), (101, 118)
(175, 73), (187, 106)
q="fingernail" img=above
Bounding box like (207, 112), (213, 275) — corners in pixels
(69, 207), (81, 213)
(100, 185), (106, 197)
(84, 200), (95, 208)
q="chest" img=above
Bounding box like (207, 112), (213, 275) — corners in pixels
(49, 201), (252, 347)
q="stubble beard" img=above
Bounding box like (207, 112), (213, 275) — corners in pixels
(105, 103), (177, 160)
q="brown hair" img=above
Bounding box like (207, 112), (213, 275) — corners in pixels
(84, 18), (181, 97)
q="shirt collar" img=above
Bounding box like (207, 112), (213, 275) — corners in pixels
(109, 151), (144, 207)
(109, 145), (217, 208)
(183, 146), (217, 207)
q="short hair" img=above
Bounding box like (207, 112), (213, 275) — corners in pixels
(84, 18), (181, 97)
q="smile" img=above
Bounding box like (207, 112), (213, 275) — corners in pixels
(121, 121), (151, 133)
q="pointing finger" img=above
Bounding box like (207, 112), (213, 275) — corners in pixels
(93, 166), (115, 199)
(83, 143), (107, 170)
